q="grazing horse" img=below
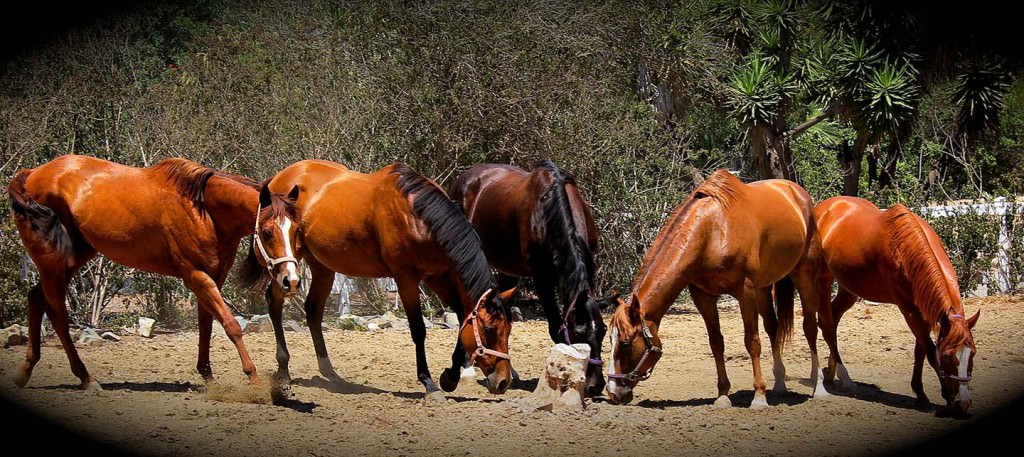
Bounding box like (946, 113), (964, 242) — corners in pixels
(7, 154), (262, 389)
(808, 196), (979, 415)
(240, 159), (515, 399)
(449, 160), (618, 397)
(607, 170), (817, 408)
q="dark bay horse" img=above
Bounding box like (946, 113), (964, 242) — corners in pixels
(809, 196), (979, 415)
(7, 155), (262, 389)
(607, 170), (819, 408)
(449, 160), (618, 397)
(240, 159), (515, 399)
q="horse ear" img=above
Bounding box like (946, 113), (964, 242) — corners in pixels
(499, 288), (517, 301)
(287, 185), (300, 202)
(967, 309), (980, 329)
(258, 184), (272, 208)
(628, 295), (642, 321)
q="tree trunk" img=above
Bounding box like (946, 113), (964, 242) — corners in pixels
(879, 124), (910, 189)
(752, 124), (792, 180)
(840, 130), (871, 196)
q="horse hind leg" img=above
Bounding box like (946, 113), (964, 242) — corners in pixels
(757, 288), (786, 394)
(37, 251), (101, 390)
(691, 286), (731, 408)
(740, 284), (769, 409)
(14, 284), (46, 388)
(823, 287), (857, 389)
(793, 269), (831, 399)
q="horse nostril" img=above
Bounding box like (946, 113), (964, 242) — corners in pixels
(496, 378), (510, 394)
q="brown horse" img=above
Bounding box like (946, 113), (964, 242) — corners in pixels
(808, 196), (979, 415)
(449, 160), (618, 397)
(7, 154), (262, 389)
(240, 159), (515, 399)
(607, 170), (818, 408)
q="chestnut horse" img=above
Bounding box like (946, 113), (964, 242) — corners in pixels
(808, 196), (979, 415)
(449, 160), (618, 397)
(607, 170), (818, 408)
(240, 159), (515, 399)
(7, 155), (262, 389)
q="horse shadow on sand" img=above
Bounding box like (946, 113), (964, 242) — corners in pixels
(291, 375), (505, 404)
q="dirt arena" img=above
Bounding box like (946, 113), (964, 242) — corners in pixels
(2, 295), (1022, 456)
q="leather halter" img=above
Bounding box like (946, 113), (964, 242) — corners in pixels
(935, 313), (972, 383)
(558, 295), (604, 366)
(461, 289), (512, 364)
(253, 205), (298, 273)
(608, 320), (662, 385)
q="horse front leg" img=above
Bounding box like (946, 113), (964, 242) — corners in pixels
(691, 286), (730, 407)
(424, 275), (466, 393)
(397, 276), (444, 402)
(303, 263), (341, 382)
(823, 287), (857, 389)
(266, 284), (292, 383)
(184, 270), (259, 385)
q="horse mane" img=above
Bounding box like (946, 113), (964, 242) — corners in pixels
(884, 205), (963, 332)
(154, 158), (260, 217)
(691, 169), (741, 210)
(534, 159), (595, 308)
(391, 164), (499, 311)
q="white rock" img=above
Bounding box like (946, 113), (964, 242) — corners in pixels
(3, 324), (28, 347)
(443, 312), (460, 328)
(528, 343), (590, 411)
(137, 317), (156, 338)
(510, 306), (524, 322)
(77, 328), (104, 346)
(367, 322), (380, 331)
(100, 331), (120, 342)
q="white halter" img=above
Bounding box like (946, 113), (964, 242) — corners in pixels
(253, 204), (298, 272)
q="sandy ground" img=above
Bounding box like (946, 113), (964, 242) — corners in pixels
(2, 295), (1022, 457)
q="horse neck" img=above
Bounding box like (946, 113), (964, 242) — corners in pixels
(889, 211), (964, 324)
(632, 201), (709, 326)
(534, 169), (595, 310)
(203, 176), (260, 240)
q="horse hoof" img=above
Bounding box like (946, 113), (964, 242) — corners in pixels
(439, 369), (459, 392)
(423, 390), (447, 405)
(81, 380), (103, 391)
(713, 395), (732, 408)
(812, 387), (831, 399)
(749, 395), (769, 410)
(13, 371), (30, 388)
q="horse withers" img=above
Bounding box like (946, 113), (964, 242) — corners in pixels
(607, 170), (819, 408)
(7, 155), (263, 389)
(807, 196), (979, 416)
(241, 159), (516, 399)
(450, 160), (617, 397)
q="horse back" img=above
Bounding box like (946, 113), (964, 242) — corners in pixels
(451, 164), (534, 275)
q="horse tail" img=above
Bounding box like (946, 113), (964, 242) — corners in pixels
(773, 276), (795, 353)
(535, 160), (594, 304)
(391, 164), (494, 304)
(8, 169), (74, 262)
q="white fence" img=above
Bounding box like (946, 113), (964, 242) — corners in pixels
(919, 196), (1023, 296)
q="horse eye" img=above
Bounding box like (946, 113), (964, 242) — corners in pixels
(261, 228), (273, 238)
(619, 341), (631, 347)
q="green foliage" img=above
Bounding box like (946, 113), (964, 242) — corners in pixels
(861, 58), (919, 134)
(953, 62), (1014, 135)
(729, 51), (795, 127)
(925, 208), (1002, 297)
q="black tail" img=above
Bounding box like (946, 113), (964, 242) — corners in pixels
(391, 164), (495, 305)
(8, 170), (73, 261)
(535, 159), (595, 308)
(773, 276), (795, 353)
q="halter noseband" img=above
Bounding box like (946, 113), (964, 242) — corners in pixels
(935, 313), (972, 383)
(558, 295), (604, 366)
(461, 289), (512, 364)
(608, 320), (662, 385)
(253, 205), (298, 273)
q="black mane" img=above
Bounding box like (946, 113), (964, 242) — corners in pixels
(534, 159), (596, 309)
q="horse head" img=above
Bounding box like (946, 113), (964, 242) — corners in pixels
(459, 287), (516, 394)
(936, 309), (980, 415)
(606, 294), (662, 404)
(564, 290), (617, 397)
(253, 184), (302, 297)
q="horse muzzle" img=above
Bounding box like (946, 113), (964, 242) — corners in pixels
(606, 381), (633, 405)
